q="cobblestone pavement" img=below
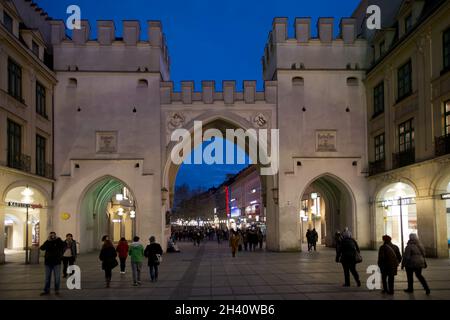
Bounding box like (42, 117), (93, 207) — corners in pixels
(0, 241), (449, 300)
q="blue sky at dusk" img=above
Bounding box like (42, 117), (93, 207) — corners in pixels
(37, 0), (359, 189)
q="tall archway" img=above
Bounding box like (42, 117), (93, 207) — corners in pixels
(299, 174), (355, 247)
(163, 116), (274, 244)
(78, 176), (138, 252)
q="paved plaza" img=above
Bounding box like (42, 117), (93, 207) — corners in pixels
(0, 241), (449, 300)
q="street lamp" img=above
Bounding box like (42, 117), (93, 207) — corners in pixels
(21, 186), (34, 264)
(311, 192), (319, 229)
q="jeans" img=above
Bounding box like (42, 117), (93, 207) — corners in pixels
(131, 262), (142, 283)
(119, 257), (127, 272)
(62, 256), (75, 277)
(406, 268), (429, 291)
(381, 272), (395, 293)
(342, 263), (360, 286)
(44, 264), (61, 293)
(149, 263), (159, 281)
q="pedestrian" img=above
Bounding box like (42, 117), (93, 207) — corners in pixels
(128, 236), (145, 286)
(116, 237), (129, 274)
(311, 228), (318, 251)
(144, 236), (163, 282)
(99, 239), (118, 288)
(62, 233), (77, 278)
(257, 229), (264, 249)
(334, 231), (343, 263)
(378, 235), (402, 294)
(402, 233), (430, 295)
(40, 232), (64, 295)
(306, 228), (312, 251)
(336, 229), (362, 287)
(229, 230), (240, 258)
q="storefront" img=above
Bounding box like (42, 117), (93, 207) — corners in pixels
(376, 183), (417, 251)
(2, 185), (49, 264)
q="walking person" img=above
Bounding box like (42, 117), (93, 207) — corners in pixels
(99, 239), (118, 288)
(306, 228), (312, 252)
(144, 236), (163, 282)
(334, 231), (343, 263)
(402, 233), (430, 295)
(129, 236), (145, 286)
(40, 232), (64, 295)
(229, 230), (240, 258)
(336, 229), (361, 287)
(378, 235), (402, 294)
(62, 233), (77, 278)
(311, 228), (318, 251)
(116, 237), (129, 274)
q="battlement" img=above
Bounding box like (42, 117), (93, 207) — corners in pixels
(160, 80), (277, 105)
(50, 19), (170, 79)
(262, 17), (369, 80)
(7, 0), (54, 47)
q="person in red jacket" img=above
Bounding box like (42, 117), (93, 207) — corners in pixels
(116, 237), (129, 274)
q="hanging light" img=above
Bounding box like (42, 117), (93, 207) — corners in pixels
(21, 186), (34, 204)
(116, 194), (123, 201)
(117, 207), (124, 216)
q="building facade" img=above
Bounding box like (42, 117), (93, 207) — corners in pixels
(361, 0), (450, 257)
(1, 0), (449, 262)
(0, 0), (56, 263)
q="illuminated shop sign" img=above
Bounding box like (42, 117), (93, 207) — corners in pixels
(7, 202), (43, 209)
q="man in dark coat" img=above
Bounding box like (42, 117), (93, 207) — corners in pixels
(378, 235), (402, 294)
(40, 232), (64, 295)
(310, 229), (319, 251)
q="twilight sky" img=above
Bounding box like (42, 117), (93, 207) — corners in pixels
(37, 0), (359, 189)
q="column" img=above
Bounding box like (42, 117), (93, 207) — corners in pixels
(415, 197), (440, 257)
(0, 206), (5, 264)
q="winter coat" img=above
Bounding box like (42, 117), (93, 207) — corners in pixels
(144, 243), (163, 266)
(116, 241), (129, 259)
(128, 242), (145, 263)
(402, 240), (426, 269)
(229, 234), (240, 250)
(40, 238), (64, 266)
(311, 230), (318, 243)
(378, 242), (402, 275)
(62, 240), (77, 259)
(336, 237), (360, 264)
(99, 246), (118, 270)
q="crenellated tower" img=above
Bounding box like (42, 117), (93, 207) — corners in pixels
(50, 19), (170, 80)
(262, 17), (369, 80)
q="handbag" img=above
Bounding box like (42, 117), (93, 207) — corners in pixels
(355, 251), (363, 264)
(155, 254), (162, 264)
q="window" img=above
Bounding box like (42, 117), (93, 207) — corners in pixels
(380, 41), (385, 55)
(8, 58), (22, 101)
(3, 11), (13, 33)
(373, 81), (384, 116)
(36, 82), (47, 117)
(397, 60), (412, 101)
(36, 135), (46, 177)
(405, 14), (413, 33)
(444, 100), (450, 136)
(7, 119), (21, 169)
(399, 119), (414, 153)
(444, 28), (450, 71)
(32, 41), (39, 57)
(374, 133), (385, 161)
